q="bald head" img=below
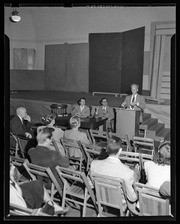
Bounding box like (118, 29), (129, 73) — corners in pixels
(16, 107), (27, 118)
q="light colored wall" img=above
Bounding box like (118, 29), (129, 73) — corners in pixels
(5, 6), (175, 90)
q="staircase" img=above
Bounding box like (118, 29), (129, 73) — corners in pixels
(139, 113), (170, 143)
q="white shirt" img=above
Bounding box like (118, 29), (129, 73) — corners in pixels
(131, 94), (137, 104)
(17, 115), (23, 124)
(80, 105), (85, 111)
(144, 161), (170, 189)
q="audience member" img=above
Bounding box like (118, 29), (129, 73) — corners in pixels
(121, 84), (146, 123)
(37, 115), (65, 156)
(10, 162), (68, 215)
(159, 181), (171, 199)
(71, 97), (90, 118)
(92, 97), (114, 130)
(144, 141), (170, 190)
(28, 127), (69, 194)
(10, 107), (33, 138)
(90, 135), (137, 203)
(63, 116), (90, 157)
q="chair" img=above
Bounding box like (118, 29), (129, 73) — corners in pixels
(132, 136), (155, 158)
(55, 166), (98, 217)
(90, 172), (129, 217)
(10, 132), (27, 158)
(60, 138), (90, 174)
(133, 182), (171, 216)
(23, 160), (63, 201)
(10, 203), (50, 216)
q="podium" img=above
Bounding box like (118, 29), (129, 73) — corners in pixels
(116, 108), (140, 140)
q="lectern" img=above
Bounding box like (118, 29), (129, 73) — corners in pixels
(116, 108), (140, 140)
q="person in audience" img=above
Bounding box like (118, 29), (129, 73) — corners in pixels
(37, 115), (65, 156)
(28, 127), (69, 194)
(10, 107), (33, 138)
(159, 181), (170, 199)
(90, 135), (137, 203)
(121, 84), (146, 123)
(63, 116), (90, 157)
(10, 161), (68, 215)
(144, 141), (170, 190)
(71, 97), (90, 118)
(91, 97), (114, 130)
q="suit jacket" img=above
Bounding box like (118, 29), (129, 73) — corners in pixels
(28, 145), (70, 191)
(10, 115), (31, 136)
(71, 105), (90, 118)
(90, 157), (137, 202)
(122, 94), (146, 111)
(92, 105), (114, 121)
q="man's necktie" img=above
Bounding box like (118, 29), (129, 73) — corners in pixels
(132, 96), (135, 103)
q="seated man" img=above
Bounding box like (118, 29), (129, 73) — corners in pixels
(121, 84), (146, 123)
(90, 135), (137, 203)
(37, 115), (65, 156)
(91, 97), (114, 130)
(71, 97), (90, 118)
(10, 162), (68, 215)
(10, 107), (33, 138)
(28, 127), (69, 194)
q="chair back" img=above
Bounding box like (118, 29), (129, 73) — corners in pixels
(23, 160), (63, 198)
(90, 172), (127, 217)
(134, 182), (170, 216)
(132, 136), (155, 158)
(10, 132), (19, 157)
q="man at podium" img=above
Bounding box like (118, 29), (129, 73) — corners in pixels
(121, 84), (146, 123)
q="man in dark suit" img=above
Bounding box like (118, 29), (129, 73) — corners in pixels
(10, 107), (33, 138)
(121, 84), (146, 123)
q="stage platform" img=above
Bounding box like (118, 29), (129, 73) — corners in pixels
(10, 90), (170, 128)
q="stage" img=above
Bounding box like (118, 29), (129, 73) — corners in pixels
(10, 90), (170, 128)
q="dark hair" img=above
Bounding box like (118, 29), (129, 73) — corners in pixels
(36, 127), (54, 143)
(156, 141), (171, 165)
(106, 135), (122, 156)
(100, 97), (108, 105)
(77, 97), (86, 105)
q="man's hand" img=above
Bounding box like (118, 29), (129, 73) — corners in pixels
(25, 132), (32, 139)
(24, 114), (31, 122)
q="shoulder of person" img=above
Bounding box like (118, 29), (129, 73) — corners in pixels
(144, 160), (154, 168)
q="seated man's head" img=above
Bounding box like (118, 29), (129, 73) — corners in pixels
(156, 141), (171, 165)
(36, 127), (55, 147)
(69, 116), (81, 129)
(16, 107), (27, 119)
(78, 97), (86, 106)
(106, 136), (122, 157)
(100, 97), (108, 107)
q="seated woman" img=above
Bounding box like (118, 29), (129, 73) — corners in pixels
(28, 127), (69, 194)
(91, 97), (114, 130)
(71, 97), (90, 118)
(63, 116), (90, 157)
(144, 141), (170, 190)
(10, 162), (68, 215)
(37, 115), (65, 156)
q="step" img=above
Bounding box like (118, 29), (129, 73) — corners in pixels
(154, 128), (170, 142)
(142, 113), (151, 122)
(146, 123), (165, 138)
(139, 118), (158, 130)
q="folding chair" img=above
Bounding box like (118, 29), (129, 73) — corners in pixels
(10, 203), (50, 216)
(10, 132), (27, 158)
(132, 136), (155, 158)
(23, 160), (63, 202)
(60, 138), (90, 174)
(133, 182), (171, 216)
(90, 172), (129, 217)
(55, 166), (98, 217)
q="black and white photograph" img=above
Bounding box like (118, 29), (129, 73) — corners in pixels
(4, 3), (176, 221)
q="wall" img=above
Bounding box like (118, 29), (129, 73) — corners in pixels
(4, 6), (175, 91)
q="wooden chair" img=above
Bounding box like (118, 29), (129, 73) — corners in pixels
(10, 132), (27, 158)
(55, 166), (98, 217)
(60, 138), (90, 174)
(90, 172), (129, 217)
(132, 136), (155, 158)
(10, 203), (50, 216)
(133, 182), (171, 216)
(23, 160), (63, 201)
